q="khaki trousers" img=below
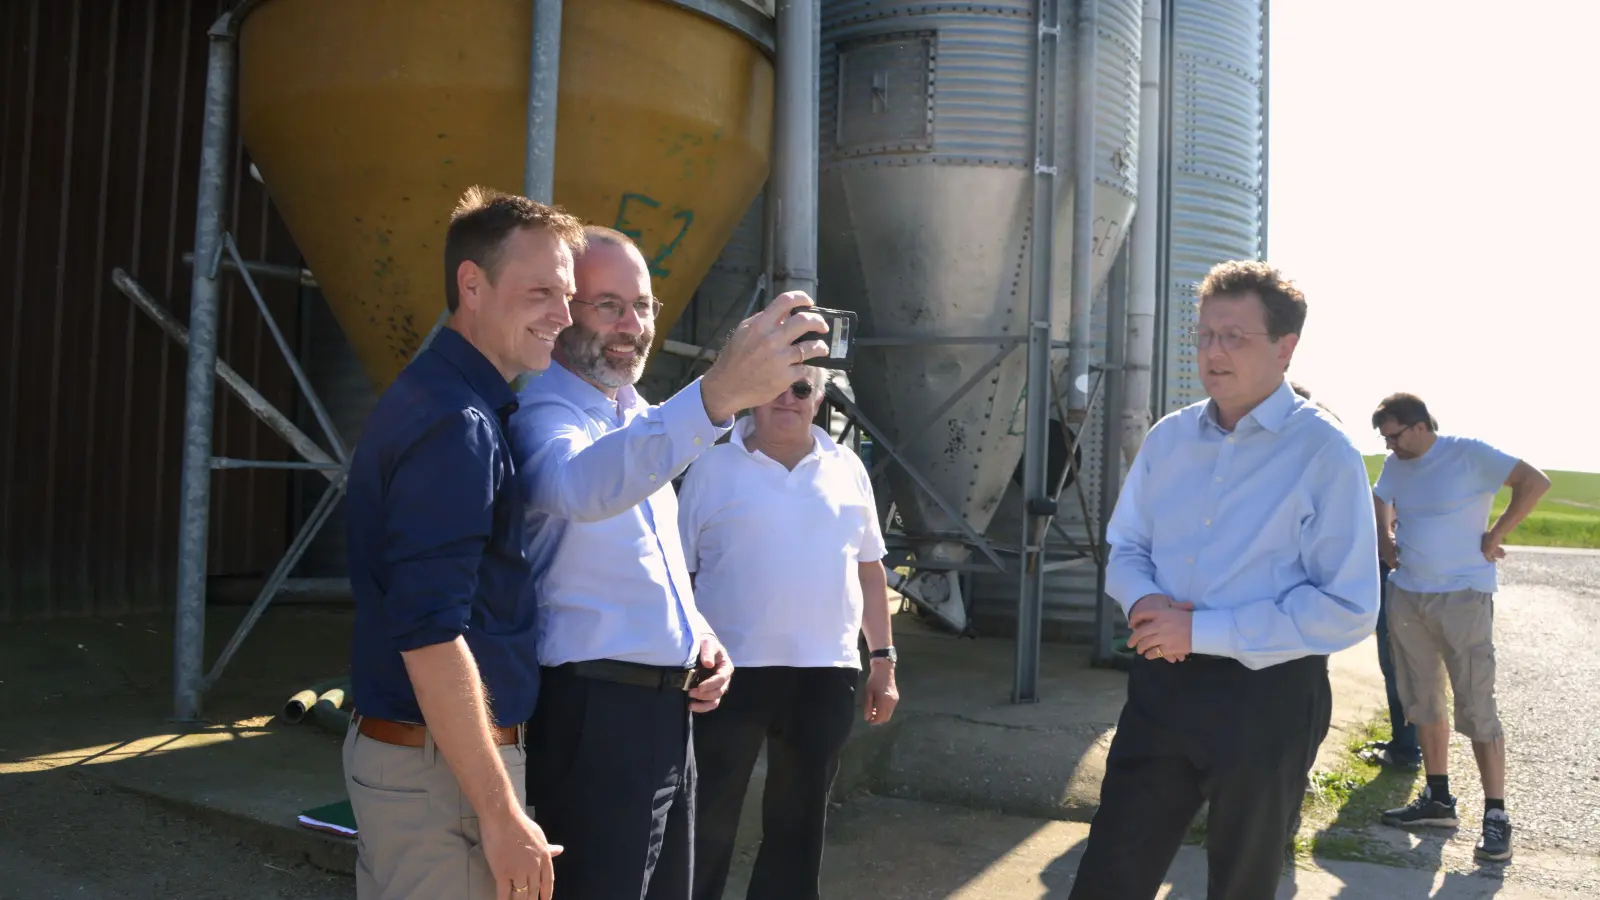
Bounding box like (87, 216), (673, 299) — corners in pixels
(343, 720), (528, 899)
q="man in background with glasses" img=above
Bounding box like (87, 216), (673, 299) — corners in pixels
(507, 225), (829, 899)
(1370, 392), (1550, 862)
(676, 365), (900, 900)
(1069, 260), (1379, 900)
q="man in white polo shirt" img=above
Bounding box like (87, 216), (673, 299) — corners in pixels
(677, 366), (900, 900)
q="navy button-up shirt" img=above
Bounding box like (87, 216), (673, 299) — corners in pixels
(346, 327), (539, 727)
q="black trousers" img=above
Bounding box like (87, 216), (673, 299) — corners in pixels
(692, 666), (858, 900)
(1069, 653), (1332, 900)
(526, 664), (696, 900)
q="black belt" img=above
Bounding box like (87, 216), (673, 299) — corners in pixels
(552, 659), (697, 692)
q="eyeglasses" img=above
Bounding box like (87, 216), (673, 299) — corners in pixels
(571, 296), (664, 324)
(1187, 328), (1272, 351)
(1379, 422), (1415, 445)
(788, 380), (815, 400)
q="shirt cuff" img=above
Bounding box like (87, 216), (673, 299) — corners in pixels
(1109, 574), (1167, 619)
(1189, 608), (1235, 657)
(663, 378), (735, 447)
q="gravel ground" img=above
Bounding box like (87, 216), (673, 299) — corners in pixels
(1464, 548), (1600, 856)
(1351, 546), (1600, 888)
(0, 769), (350, 900)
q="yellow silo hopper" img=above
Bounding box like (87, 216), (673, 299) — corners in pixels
(239, 0), (774, 389)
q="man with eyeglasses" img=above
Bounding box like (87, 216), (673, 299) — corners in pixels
(675, 365), (899, 900)
(1369, 392), (1550, 862)
(507, 225), (830, 899)
(1068, 260), (1379, 900)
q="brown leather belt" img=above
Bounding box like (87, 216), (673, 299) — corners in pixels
(356, 713), (520, 748)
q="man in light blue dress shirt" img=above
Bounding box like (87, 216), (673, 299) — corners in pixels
(508, 226), (829, 900)
(1068, 261), (1380, 900)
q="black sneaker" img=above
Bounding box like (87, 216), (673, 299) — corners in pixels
(1382, 788), (1459, 828)
(1476, 811), (1513, 861)
(1358, 743), (1422, 773)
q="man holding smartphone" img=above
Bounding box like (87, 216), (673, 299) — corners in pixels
(509, 226), (829, 899)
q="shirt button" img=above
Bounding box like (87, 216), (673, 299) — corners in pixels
(649, 474), (658, 482)
(1204, 518), (1212, 527)
(1186, 556), (1195, 564)
(1214, 476), (1222, 483)
(693, 436), (703, 446)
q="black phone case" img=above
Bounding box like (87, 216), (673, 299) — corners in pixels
(790, 305), (858, 372)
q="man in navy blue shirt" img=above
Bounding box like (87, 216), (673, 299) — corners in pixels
(344, 186), (583, 900)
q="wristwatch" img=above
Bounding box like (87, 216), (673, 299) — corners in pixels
(869, 646), (897, 664)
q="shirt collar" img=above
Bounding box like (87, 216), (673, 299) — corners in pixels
(430, 327), (517, 414)
(731, 417), (838, 461)
(1200, 378), (1299, 436)
(529, 359), (643, 418)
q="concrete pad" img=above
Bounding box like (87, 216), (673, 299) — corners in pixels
(723, 795), (1593, 899)
(869, 617), (1392, 822)
(0, 707), (357, 873)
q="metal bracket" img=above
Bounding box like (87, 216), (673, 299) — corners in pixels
(825, 384), (1009, 574)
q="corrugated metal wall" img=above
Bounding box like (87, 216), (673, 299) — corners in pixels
(0, 0), (304, 621)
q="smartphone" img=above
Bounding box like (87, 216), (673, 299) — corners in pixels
(790, 305), (858, 372)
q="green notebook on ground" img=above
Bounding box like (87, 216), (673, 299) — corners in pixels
(298, 800), (358, 838)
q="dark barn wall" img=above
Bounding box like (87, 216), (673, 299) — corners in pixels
(0, 0), (305, 621)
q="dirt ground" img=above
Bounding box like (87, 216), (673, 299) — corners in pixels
(0, 768), (348, 900)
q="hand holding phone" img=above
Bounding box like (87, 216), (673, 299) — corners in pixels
(790, 305), (858, 372)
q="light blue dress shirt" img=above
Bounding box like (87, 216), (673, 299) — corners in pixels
(509, 361), (730, 668)
(1106, 379), (1381, 670)
(1374, 435), (1517, 594)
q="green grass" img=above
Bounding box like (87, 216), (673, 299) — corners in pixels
(1365, 455), (1600, 550)
(1182, 714), (1421, 865)
(1292, 716), (1420, 866)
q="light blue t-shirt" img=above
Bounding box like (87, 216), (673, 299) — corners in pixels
(1374, 435), (1517, 594)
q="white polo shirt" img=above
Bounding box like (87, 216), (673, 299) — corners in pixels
(677, 418), (887, 669)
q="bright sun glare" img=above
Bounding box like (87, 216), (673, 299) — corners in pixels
(1267, 0), (1598, 473)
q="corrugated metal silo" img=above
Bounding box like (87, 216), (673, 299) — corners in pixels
(1158, 0), (1268, 414)
(818, 0), (1142, 614)
(969, 0), (1269, 639)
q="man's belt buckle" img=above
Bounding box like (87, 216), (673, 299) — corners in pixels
(679, 668), (697, 693)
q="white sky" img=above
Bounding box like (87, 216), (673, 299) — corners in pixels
(1267, 0), (1599, 473)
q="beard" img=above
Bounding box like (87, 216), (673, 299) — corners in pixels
(557, 320), (654, 390)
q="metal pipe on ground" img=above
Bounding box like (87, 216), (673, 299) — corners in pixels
(309, 687), (352, 735)
(172, 14), (239, 721)
(281, 677), (350, 725)
(771, 0), (818, 299)
(1065, 0), (1099, 421)
(1122, 0), (1161, 461)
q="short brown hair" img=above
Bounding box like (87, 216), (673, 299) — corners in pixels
(443, 186), (586, 312)
(1371, 392), (1437, 431)
(1198, 260), (1307, 339)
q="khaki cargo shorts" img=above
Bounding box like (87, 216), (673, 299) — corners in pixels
(1386, 585), (1502, 742)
